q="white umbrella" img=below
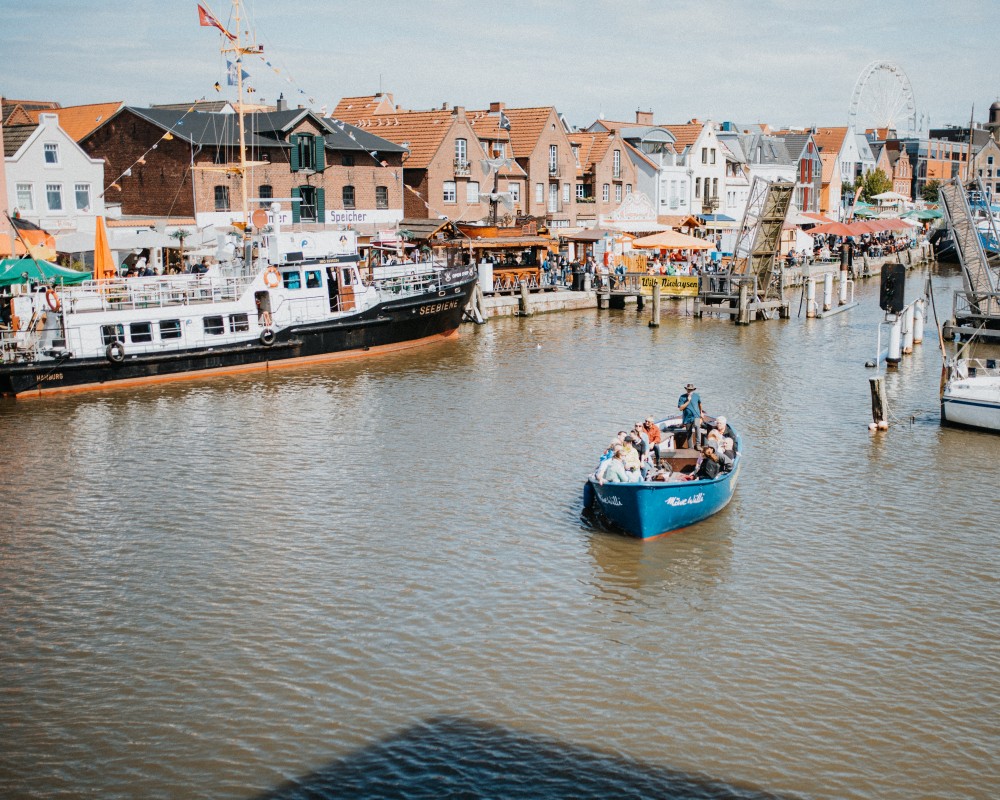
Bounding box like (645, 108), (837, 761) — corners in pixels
(872, 191), (909, 202)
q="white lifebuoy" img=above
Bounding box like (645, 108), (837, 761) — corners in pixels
(45, 288), (62, 312)
(263, 267), (281, 288)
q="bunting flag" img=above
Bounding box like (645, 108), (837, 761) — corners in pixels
(197, 3), (236, 41)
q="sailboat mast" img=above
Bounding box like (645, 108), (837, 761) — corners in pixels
(234, 0), (249, 236)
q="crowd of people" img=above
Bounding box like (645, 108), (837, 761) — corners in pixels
(593, 383), (736, 485)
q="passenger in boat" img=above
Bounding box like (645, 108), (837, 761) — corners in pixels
(683, 445), (722, 481)
(597, 447), (628, 484)
(642, 416), (662, 455)
(677, 383), (704, 448)
(706, 415), (727, 451)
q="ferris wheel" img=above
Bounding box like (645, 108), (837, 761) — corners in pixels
(848, 61), (917, 135)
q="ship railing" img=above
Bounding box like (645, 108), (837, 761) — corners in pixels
(952, 288), (1000, 321)
(951, 357), (1000, 379)
(60, 275), (257, 313)
(0, 328), (41, 363)
(370, 267), (447, 298)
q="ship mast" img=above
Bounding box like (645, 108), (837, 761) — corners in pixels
(223, 0), (251, 238)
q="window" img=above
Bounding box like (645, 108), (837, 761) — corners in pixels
(101, 324), (124, 345)
(548, 182), (558, 212)
(46, 184), (63, 211)
(204, 316), (225, 336)
(535, 183), (544, 203)
(492, 141), (506, 157)
(44, 143), (59, 164)
(710, 148), (716, 165)
(602, 183), (610, 202)
(562, 183), (570, 202)
(341, 153), (354, 167)
(295, 134), (315, 171)
(75, 183), (91, 211)
(229, 313), (250, 332)
(258, 184), (273, 207)
(626, 184), (632, 195)
(214, 185), (230, 211)
(443, 181), (457, 203)
(305, 270), (322, 289)
(466, 181), (479, 204)
(342, 184), (355, 209)
(160, 319), (182, 340)
(572, 146), (580, 166)
(16, 183), (33, 211)
(282, 271), (302, 290)
(695, 177), (702, 198)
(613, 149), (621, 178)
(576, 183), (586, 200)
(701, 147), (708, 164)
(129, 322), (153, 343)
(375, 185), (389, 209)
(549, 144), (558, 174)
(298, 186), (318, 221)
(455, 138), (467, 162)
(615, 184), (622, 203)
(507, 182), (520, 202)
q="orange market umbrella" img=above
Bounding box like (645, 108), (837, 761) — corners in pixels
(847, 220), (881, 235)
(631, 229), (715, 250)
(809, 222), (856, 237)
(93, 216), (116, 281)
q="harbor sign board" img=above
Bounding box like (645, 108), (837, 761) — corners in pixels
(639, 274), (699, 297)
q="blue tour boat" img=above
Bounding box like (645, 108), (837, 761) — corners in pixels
(583, 415), (742, 539)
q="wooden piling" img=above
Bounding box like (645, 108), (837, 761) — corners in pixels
(869, 376), (888, 428)
(737, 282), (750, 325)
(518, 279), (532, 316)
(649, 282), (661, 327)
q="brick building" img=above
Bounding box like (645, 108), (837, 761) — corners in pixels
(80, 105), (405, 231)
(567, 128), (639, 227)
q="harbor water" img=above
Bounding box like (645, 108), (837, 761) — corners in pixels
(2, 264), (998, 799)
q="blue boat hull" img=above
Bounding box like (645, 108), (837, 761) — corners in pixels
(585, 459), (741, 539)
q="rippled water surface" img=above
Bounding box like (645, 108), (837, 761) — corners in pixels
(2, 266), (998, 799)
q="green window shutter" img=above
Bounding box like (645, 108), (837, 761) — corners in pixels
(291, 186), (301, 223)
(315, 188), (325, 221)
(289, 134), (300, 172)
(314, 136), (325, 172)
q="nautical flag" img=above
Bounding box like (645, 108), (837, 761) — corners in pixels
(197, 3), (236, 41)
(499, 111), (511, 131)
(226, 60), (251, 86)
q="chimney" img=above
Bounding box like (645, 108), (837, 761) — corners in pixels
(276, 93), (286, 112)
(453, 105), (465, 121)
(635, 109), (654, 125)
(489, 101), (505, 113)
(689, 118), (700, 125)
(441, 102), (450, 111)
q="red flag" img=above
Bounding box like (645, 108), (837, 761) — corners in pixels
(197, 4), (235, 40)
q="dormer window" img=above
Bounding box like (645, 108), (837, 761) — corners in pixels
(290, 133), (325, 173)
(44, 143), (59, 164)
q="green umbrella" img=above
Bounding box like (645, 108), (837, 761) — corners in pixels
(0, 258), (91, 287)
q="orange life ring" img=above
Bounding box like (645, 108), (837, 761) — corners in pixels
(263, 266), (281, 288)
(45, 288), (61, 312)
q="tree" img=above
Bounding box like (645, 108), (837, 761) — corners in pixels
(169, 228), (191, 268)
(858, 169), (893, 202)
(922, 179), (941, 203)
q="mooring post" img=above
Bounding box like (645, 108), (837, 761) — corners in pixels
(902, 303), (915, 354)
(823, 272), (834, 312)
(869, 376), (889, 430)
(913, 299), (925, 344)
(649, 281), (661, 328)
(518, 279), (532, 316)
(806, 277), (816, 318)
(887, 316), (902, 366)
(737, 281), (750, 325)
(862, 253), (871, 278)
(839, 269), (849, 305)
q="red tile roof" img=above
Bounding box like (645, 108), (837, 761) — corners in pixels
(348, 110), (455, 169)
(663, 123), (703, 152)
(27, 102), (124, 142)
(331, 94), (396, 125)
(469, 106), (555, 158)
(812, 127), (849, 154)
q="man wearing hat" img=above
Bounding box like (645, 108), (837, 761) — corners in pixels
(677, 382), (704, 449)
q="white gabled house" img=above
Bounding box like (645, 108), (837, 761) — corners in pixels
(4, 112), (106, 236)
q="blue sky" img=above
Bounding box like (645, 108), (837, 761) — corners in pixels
(4, 0), (998, 132)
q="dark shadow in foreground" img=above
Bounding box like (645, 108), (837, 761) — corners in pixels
(252, 715), (800, 800)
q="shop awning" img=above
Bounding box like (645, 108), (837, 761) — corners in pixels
(467, 236), (554, 248)
(0, 257), (91, 286)
(632, 230), (716, 250)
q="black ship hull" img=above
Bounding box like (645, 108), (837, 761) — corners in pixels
(2, 277), (476, 398)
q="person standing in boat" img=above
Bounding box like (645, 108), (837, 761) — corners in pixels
(677, 382), (704, 449)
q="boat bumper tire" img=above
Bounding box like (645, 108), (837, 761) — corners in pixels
(106, 341), (126, 363)
(260, 328), (276, 346)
